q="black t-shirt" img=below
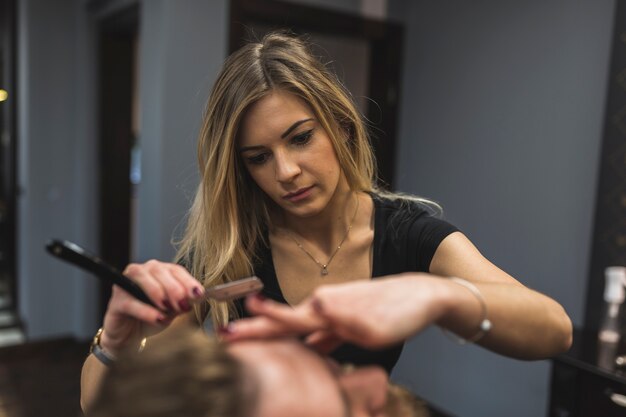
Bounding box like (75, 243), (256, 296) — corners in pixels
(238, 194), (459, 373)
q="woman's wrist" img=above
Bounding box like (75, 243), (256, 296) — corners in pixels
(433, 276), (484, 328)
(99, 328), (142, 358)
(442, 278), (492, 343)
(403, 273), (459, 323)
(97, 329), (121, 359)
(435, 276), (492, 342)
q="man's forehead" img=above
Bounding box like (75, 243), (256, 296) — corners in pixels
(227, 339), (351, 417)
(227, 338), (307, 355)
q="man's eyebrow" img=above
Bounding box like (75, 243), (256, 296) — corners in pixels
(280, 118), (313, 138)
(339, 385), (353, 417)
(320, 355), (352, 417)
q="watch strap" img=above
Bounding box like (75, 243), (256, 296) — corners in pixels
(90, 327), (116, 366)
(91, 342), (115, 366)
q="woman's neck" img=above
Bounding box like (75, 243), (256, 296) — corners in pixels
(274, 186), (359, 253)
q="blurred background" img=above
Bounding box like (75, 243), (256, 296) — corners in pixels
(0, 0), (624, 416)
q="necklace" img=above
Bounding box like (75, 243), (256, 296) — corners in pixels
(287, 194), (359, 276)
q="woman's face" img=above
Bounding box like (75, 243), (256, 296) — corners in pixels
(238, 90), (348, 219)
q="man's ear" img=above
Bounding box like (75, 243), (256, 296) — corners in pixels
(338, 366), (388, 415)
(386, 384), (432, 417)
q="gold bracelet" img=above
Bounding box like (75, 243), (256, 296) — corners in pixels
(90, 327), (147, 366)
(90, 327), (116, 366)
(138, 336), (147, 352)
(441, 277), (492, 345)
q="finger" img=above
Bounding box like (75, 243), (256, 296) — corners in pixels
(101, 287), (175, 354)
(245, 295), (327, 333)
(109, 286), (172, 327)
(167, 263), (205, 300)
(304, 330), (343, 354)
(143, 260), (190, 313)
(123, 263), (169, 311)
(311, 299), (386, 348)
(219, 316), (301, 342)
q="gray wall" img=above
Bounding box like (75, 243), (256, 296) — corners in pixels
(135, 0), (227, 262)
(18, 0), (100, 339)
(16, 0), (228, 339)
(389, 1), (615, 416)
(15, 0), (617, 415)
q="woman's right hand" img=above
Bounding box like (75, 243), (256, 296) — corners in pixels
(98, 260), (205, 356)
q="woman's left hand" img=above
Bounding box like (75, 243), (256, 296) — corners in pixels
(221, 273), (451, 352)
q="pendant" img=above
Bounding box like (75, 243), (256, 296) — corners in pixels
(321, 265), (329, 276)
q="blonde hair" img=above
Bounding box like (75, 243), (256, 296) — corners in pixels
(176, 31), (438, 328)
(386, 383), (431, 417)
(87, 326), (255, 417)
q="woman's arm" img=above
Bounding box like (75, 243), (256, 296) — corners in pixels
(222, 232), (572, 359)
(80, 261), (205, 411)
(224, 233), (572, 360)
(80, 312), (197, 410)
(429, 232), (573, 359)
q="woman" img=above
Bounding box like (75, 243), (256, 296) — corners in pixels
(81, 31), (572, 409)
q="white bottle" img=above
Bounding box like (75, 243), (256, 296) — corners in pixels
(598, 266), (626, 343)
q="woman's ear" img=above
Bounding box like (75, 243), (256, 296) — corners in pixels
(340, 122), (354, 144)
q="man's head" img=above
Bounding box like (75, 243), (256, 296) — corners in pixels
(229, 338), (389, 417)
(87, 326), (255, 417)
(88, 326), (429, 417)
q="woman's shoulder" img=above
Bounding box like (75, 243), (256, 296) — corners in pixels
(370, 191), (442, 220)
(369, 191), (459, 271)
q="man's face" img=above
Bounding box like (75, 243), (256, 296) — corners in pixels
(228, 339), (390, 417)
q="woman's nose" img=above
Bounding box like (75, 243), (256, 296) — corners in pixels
(274, 151), (301, 183)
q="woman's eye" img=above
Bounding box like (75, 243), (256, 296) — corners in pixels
(247, 153), (269, 165)
(292, 130), (313, 146)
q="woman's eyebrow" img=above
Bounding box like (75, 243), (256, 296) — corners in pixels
(239, 144), (264, 153)
(239, 118), (314, 153)
(280, 118), (313, 138)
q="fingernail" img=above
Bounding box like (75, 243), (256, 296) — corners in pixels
(178, 299), (192, 312)
(217, 324), (233, 335)
(252, 293), (266, 302)
(156, 315), (171, 324)
(192, 287), (204, 298)
(312, 299), (324, 314)
(163, 299), (174, 310)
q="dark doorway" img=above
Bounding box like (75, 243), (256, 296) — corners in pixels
(97, 6), (139, 317)
(584, 0), (626, 330)
(229, 0), (403, 188)
(0, 0), (20, 333)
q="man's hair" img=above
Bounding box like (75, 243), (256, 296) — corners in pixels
(87, 326), (255, 417)
(87, 325), (431, 417)
(386, 383), (431, 417)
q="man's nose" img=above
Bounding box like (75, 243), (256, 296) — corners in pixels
(274, 151), (301, 183)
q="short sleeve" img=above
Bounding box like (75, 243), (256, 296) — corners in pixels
(372, 195), (459, 276)
(406, 212), (459, 272)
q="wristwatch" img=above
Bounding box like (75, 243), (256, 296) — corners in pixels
(90, 327), (115, 366)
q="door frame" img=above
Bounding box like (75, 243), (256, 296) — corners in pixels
(0, 0), (18, 322)
(95, 4), (139, 317)
(229, 0), (404, 188)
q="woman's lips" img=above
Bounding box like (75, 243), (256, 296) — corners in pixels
(283, 186), (314, 202)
